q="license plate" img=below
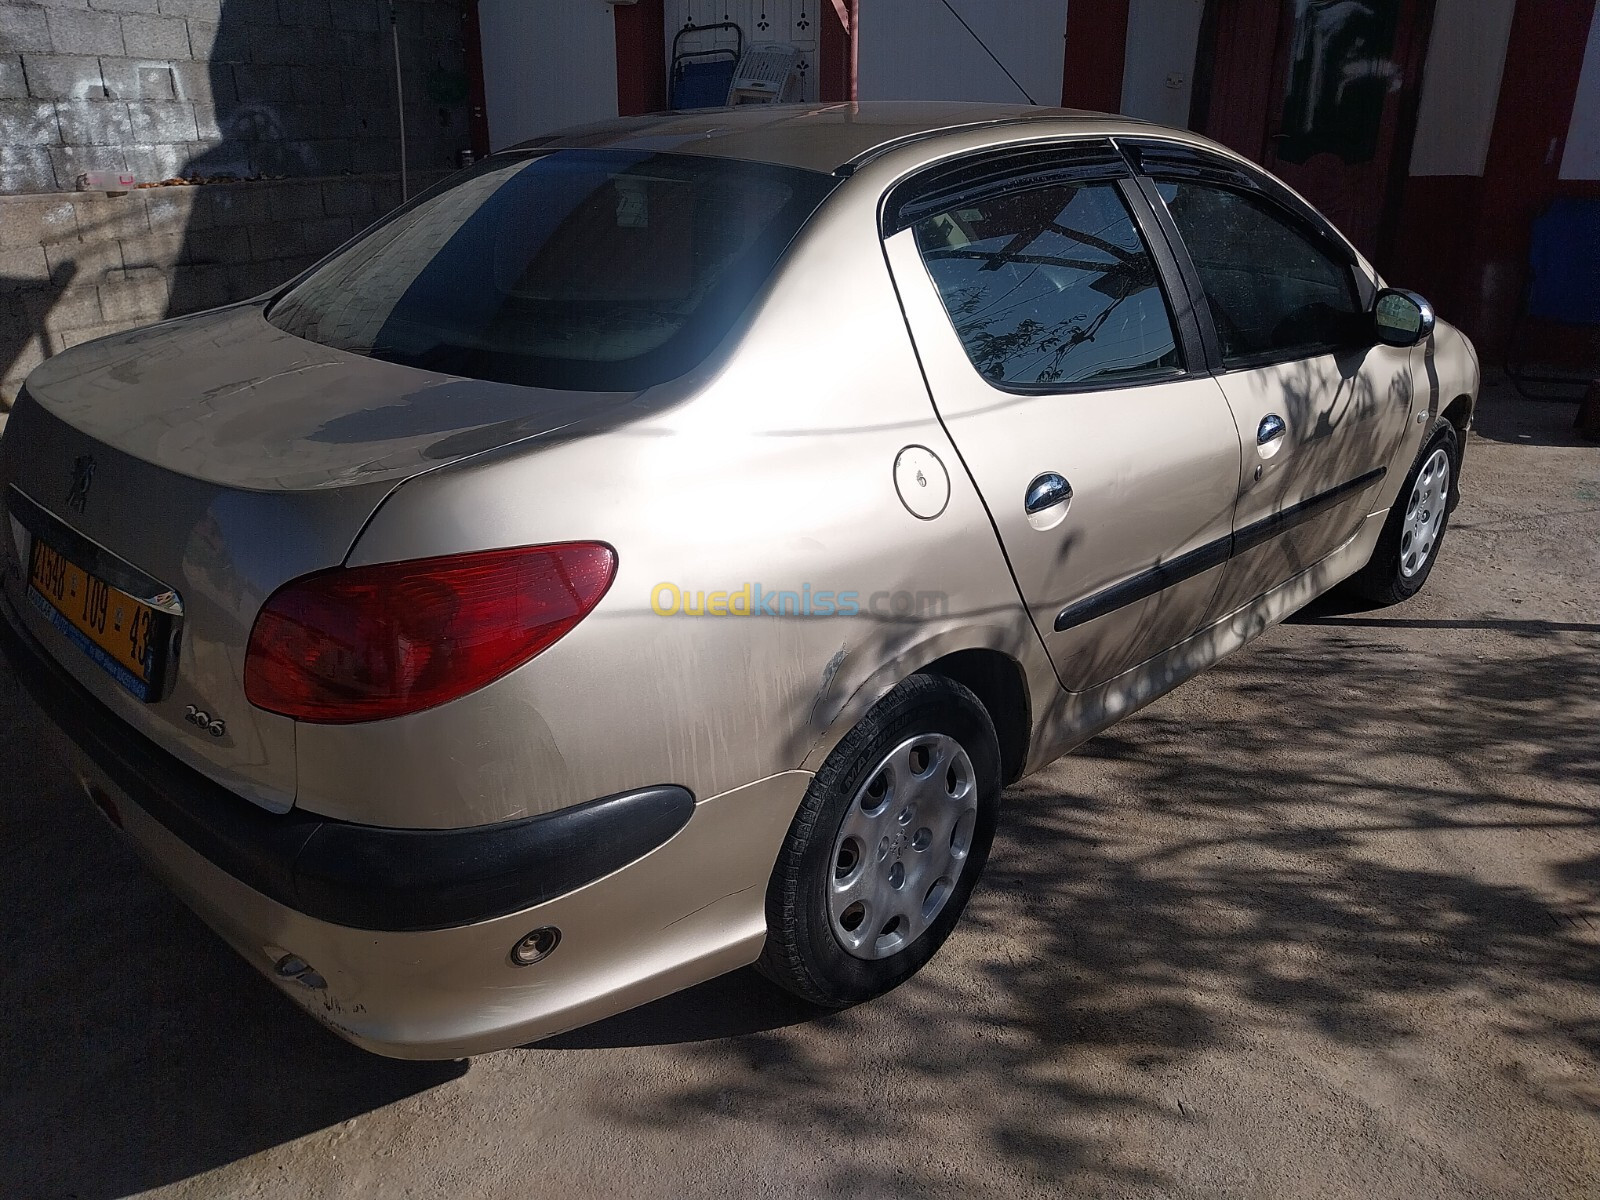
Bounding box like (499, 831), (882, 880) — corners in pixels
(27, 537), (165, 701)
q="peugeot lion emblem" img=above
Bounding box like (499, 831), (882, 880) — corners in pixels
(66, 454), (95, 514)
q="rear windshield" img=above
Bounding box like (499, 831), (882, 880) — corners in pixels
(267, 149), (837, 391)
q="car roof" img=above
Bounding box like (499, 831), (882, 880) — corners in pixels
(509, 102), (1200, 175)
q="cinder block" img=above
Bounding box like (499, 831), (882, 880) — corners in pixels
(125, 142), (194, 183)
(0, 246), (50, 290)
(142, 183), (200, 233)
(0, 195), (80, 247)
(117, 228), (188, 274)
(89, 0), (163, 13)
(0, 98), (60, 145)
(351, 138), (401, 177)
(47, 143), (129, 190)
(158, 0), (221, 19)
(70, 192), (150, 240)
(246, 23), (306, 66)
(265, 179), (323, 222)
(0, 54), (26, 99)
(44, 9), (125, 57)
(229, 62), (290, 107)
(137, 64), (174, 98)
(246, 219), (304, 261)
(0, 6), (52, 54)
(53, 98), (130, 145)
(96, 55), (140, 101)
(222, 259), (279, 301)
(158, 0), (221, 18)
(119, 14), (189, 59)
(290, 64), (340, 106)
(171, 59), (225, 105)
(189, 101), (221, 140)
(2, 339), (47, 397)
(204, 184), (270, 227)
(167, 261), (228, 313)
(127, 98), (196, 142)
(97, 271), (170, 323)
(295, 138), (351, 176)
(0, 145), (55, 193)
(183, 18), (217, 59)
(297, 212), (352, 251)
(277, 0), (334, 29)
(23, 284), (104, 335)
(330, 0), (379, 33)
(182, 221), (247, 264)
(18, 54), (105, 100)
(319, 178), (371, 217)
(369, 176), (405, 216)
(45, 235), (122, 282)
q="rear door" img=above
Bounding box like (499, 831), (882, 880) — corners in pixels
(882, 141), (1242, 693)
(1123, 141), (1416, 620)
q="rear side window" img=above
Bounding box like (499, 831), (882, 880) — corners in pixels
(911, 180), (1181, 390)
(1156, 181), (1363, 367)
(267, 150), (836, 391)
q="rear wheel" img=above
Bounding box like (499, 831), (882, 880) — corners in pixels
(758, 673), (1001, 1008)
(1347, 419), (1459, 605)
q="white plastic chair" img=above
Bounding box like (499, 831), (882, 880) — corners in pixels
(728, 43), (804, 105)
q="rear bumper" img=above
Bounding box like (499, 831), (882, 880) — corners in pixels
(2, 591), (810, 1056)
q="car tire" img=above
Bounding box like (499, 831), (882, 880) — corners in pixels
(757, 672), (1001, 1009)
(1346, 418), (1460, 606)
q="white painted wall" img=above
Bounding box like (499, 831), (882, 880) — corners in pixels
(1407, 0), (1515, 177)
(1560, 0), (1600, 179)
(856, 0), (1066, 105)
(1119, 0), (1205, 126)
(478, 0), (620, 151)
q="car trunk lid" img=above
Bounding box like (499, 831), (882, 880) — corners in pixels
(1, 304), (637, 812)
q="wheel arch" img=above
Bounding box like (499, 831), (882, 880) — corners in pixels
(800, 626), (1048, 787)
(919, 648), (1031, 785)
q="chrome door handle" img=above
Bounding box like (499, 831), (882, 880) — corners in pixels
(1257, 414), (1287, 445)
(1025, 472), (1073, 514)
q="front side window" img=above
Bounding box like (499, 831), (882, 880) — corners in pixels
(1156, 181), (1363, 367)
(912, 180), (1181, 390)
(268, 150), (837, 391)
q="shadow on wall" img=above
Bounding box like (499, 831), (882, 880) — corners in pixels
(166, 0), (470, 315)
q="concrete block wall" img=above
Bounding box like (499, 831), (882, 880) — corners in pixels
(0, 0), (471, 193)
(0, 169), (446, 406)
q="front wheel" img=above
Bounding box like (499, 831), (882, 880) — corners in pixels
(1346, 418), (1460, 605)
(757, 673), (1001, 1008)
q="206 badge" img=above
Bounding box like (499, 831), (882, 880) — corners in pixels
(184, 705), (226, 738)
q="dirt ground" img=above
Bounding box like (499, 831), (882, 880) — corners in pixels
(2, 380), (1596, 1200)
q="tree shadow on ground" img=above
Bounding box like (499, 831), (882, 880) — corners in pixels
(560, 624), (1599, 1195)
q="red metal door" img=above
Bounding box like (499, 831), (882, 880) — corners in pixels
(1195, 0), (1434, 258)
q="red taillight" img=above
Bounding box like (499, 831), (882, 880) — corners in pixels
(244, 543), (616, 724)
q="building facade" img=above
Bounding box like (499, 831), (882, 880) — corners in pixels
(3, 0), (1597, 410)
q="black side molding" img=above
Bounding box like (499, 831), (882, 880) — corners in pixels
(1231, 466), (1386, 555)
(0, 593), (693, 932)
(1055, 466), (1385, 633)
(1054, 536), (1231, 633)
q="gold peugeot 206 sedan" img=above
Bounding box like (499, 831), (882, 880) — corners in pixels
(0, 105), (1477, 1057)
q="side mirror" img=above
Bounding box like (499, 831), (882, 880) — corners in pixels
(1373, 288), (1436, 348)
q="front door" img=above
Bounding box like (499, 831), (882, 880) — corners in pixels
(1197, 0), (1434, 257)
(882, 147), (1242, 693)
(1138, 158), (1418, 617)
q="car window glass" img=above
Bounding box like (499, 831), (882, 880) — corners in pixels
(1155, 181), (1362, 366)
(911, 180), (1181, 389)
(267, 150), (836, 391)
